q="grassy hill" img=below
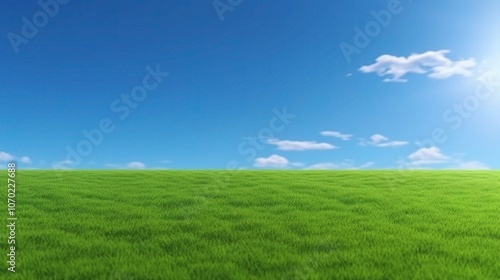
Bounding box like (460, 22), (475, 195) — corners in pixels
(3, 170), (500, 279)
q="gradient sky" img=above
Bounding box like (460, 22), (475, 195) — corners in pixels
(1, 0), (499, 170)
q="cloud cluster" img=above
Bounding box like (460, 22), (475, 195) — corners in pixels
(254, 154), (374, 170)
(404, 146), (489, 170)
(267, 139), (336, 151)
(359, 50), (477, 82)
(254, 131), (407, 169)
(0, 151), (31, 164)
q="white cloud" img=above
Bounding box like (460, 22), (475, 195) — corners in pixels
(408, 146), (449, 166)
(402, 148), (489, 170)
(359, 162), (375, 169)
(320, 131), (352, 141)
(0, 152), (14, 162)
(370, 134), (388, 143)
(127, 162), (146, 169)
(267, 139), (336, 151)
(254, 154), (289, 168)
(19, 156), (31, 164)
(457, 161), (490, 170)
(359, 50), (477, 82)
(0, 152), (32, 164)
(360, 134), (408, 147)
(376, 141), (408, 147)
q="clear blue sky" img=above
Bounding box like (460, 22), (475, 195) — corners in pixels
(1, 0), (499, 170)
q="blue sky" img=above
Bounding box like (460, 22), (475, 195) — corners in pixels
(1, 0), (499, 170)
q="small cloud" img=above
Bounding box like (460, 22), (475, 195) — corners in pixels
(401, 149), (488, 170)
(320, 131), (352, 141)
(456, 161), (490, 170)
(370, 134), (388, 143)
(127, 162), (146, 169)
(0, 151), (14, 162)
(377, 141), (408, 147)
(360, 134), (408, 147)
(254, 154), (289, 168)
(346, 73), (353, 77)
(359, 50), (477, 82)
(359, 162), (375, 169)
(267, 139), (336, 151)
(19, 156), (31, 164)
(408, 146), (449, 166)
(0, 152), (33, 164)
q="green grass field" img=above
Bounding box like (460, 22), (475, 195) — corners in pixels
(2, 170), (500, 279)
